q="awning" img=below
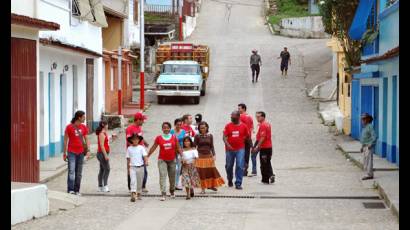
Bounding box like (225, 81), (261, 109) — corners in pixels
(90, 0), (108, 27)
(348, 0), (375, 40)
(77, 0), (95, 22)
(353, 71), (379, 79)
(11, 13), (60, 31)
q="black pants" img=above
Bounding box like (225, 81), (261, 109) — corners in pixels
(243, 141), (252, 175)
(259, 148), (274, 183)
(251, 64), (260, 81)
(128, 165), (147, 190)
(280, 62), (288, 71)
(97, 152), (110, 187)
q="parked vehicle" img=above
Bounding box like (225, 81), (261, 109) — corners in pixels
(155, 43), (210, 104)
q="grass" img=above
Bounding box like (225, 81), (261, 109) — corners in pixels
(267, 0), (320, 25)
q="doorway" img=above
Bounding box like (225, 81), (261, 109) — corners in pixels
(86, 59), (94, 131)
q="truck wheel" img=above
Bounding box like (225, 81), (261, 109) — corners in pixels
(157, 96), (165, 104)
(200, 81), (206, 96)
(193, 96), (200, 104)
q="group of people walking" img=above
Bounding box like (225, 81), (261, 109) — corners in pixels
(63, 107), (377, 202)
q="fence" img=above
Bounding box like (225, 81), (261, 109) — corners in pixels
(144, 4), (177, 16)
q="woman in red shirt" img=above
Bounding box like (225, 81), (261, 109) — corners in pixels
(147, 122), (182, 201)
(63, 110), (90, 195)
(96, 121), (117, 193)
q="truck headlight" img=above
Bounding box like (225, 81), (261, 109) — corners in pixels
(194, 86), (199, 90)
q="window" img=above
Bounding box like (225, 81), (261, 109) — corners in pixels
(72, 0), (80, 16)
(134, 0), (139, 24)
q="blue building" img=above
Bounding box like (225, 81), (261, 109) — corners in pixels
(349, 0), (399, 165)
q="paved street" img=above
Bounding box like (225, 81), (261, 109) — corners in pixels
(13, 0), (398, 229)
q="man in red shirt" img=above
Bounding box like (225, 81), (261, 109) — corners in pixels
(238, 103), (254, 177)
(182, 114), (195, 138)
(252, 111), (275, 184)
(223, 111), (251, 190)
(125, 112), (149, 192)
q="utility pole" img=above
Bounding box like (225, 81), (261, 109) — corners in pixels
(118, 46), (122, 115)
(139, 0), (145, 110)
(179, 0), (183, 41)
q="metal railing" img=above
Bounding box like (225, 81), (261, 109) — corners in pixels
(144, 4), (178, 16)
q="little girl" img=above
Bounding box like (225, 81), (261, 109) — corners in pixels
(181, 136), (201, 200)
(126, 134), (148, 202)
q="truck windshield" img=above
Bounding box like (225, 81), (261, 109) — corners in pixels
(162, 64), (200, 74)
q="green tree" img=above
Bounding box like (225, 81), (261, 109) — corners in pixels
(319, 0), (362, 69)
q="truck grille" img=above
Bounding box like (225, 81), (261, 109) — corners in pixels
(162, 85), (177, 90)
(179, 86), (195, 90)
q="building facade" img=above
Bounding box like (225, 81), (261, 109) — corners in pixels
(349, 0), (399, 165)
(11, 0), (60, 182)
(37, 0), (107, 161)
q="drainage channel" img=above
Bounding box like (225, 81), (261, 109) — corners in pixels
(81, 193), (381, 200)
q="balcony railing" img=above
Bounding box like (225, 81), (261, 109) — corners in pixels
(144, 4), (178, 16)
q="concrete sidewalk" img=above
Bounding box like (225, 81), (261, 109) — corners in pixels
(335, 135), (399, 219)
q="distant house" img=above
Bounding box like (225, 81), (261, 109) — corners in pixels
(349, 0), (399, 165)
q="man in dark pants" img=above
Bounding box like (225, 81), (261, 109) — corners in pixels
(250, 49), (262, 83)
(238, 103), (254, 177)
(277, 47), (291, 77)
(252, 111), (275, 184)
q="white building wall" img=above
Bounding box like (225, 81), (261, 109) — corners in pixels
(126, 0), (140, 48)
(38, 0), (103, 54)
(11, 0), (37, 18)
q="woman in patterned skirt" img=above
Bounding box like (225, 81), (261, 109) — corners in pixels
(194, 121), (225, 194)
(181, 136), (201, 199)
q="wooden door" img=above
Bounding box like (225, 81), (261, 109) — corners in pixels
(86, 59), (94, 131)
(11, 37), (39, 182)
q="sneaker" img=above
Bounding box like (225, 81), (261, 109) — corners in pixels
(160, 196), (166, 201)
(228, 181), (233, 187)
(130, 192), (136, 202)
(270, 175), (275, 184)
(98, 186), (104, 192)
(170, 193), (176, 199)
(235, 185), (243, 190)
(103, 186), (110, 192)
(75, 192), (81, 196)
(68, 191), (75, 195)
(175, 187), (183, 191)
(142, 188), (148, 193)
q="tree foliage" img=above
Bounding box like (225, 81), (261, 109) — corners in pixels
(319, 0), (362, 69)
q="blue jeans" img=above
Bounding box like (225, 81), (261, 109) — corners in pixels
(225, 148), (245, 186)
(67, 152), (85, 193)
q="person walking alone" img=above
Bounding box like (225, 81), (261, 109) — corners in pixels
(238, 103), (255, 177)
(125, 112), (149, 193)
(277, 47), (291, 77)
(223, 111), (251, 190)
(360, 113), (377, 180)
(250, 49), (262, 83)
(251, 111), (275, 184)
(96, 121), (117, 192)
(63, 110), (90, 195)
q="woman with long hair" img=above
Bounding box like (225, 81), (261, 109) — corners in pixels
(96, 121), (117, 192)
(63, 110), (90, 195)
(170, 118), (186, 190)
(194, 121), (225, 194)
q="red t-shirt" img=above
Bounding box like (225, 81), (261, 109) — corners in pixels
(97, 132), (110, 153)
(181, 124), (195, 137)
(126, 124), (143, 147)
(256, 121), (272, 149)
(223, 122), (250, 151)
(155, 135), (178, 161)
(65, 124), (88, 154)
(240, 113), (254, 135)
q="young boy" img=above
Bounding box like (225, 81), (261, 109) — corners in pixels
(126, 134), (148, 202)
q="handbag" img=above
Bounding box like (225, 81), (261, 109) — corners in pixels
(74, 124), (88, 154)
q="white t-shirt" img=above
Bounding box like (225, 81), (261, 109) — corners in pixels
(126, 145), (147, 167)
(182, 149), (199, 164)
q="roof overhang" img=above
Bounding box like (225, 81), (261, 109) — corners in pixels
(361, 46), (399, 64)
(40, 38), (102, 57)
(11, 13), (60, 31)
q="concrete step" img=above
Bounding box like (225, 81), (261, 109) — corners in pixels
(373, 171), (399, 220)
(48, 190), (85, 215)
(11, 183), (48, 225)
